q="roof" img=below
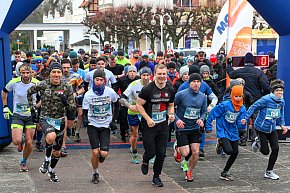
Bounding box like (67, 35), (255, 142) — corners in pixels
(70, 39), (98, 46)
(79, 0), (90, 8)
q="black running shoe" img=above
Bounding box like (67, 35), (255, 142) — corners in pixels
(141, 162), (148, 175)
(48, 171), (59, 182)
(152, 177), (163, 187)
(92, 173), (99, 184)
(39, 160), (50, 174)
(98, 155), (105, 163)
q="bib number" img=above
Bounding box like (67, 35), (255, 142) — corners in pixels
(16, 103), (29, 114)
(225, 111), (239, 123)
(265, 108), (280, 119)
(93, 103), (110, 117)
(152, 110), (166, 124)
(46, 117), (62, 130)
(184, 107), (200, 119)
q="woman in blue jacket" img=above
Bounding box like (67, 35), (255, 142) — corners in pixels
(244, 79), (287, 180)
(206, 85), (246, 181)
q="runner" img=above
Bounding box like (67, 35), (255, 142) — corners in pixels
(27, 62), (76, 182)
(82, 69), (119, 184)
(136, 64), (175, 187)
(174, 73), (207, 182)
(2, 63), (39, 172)
(119, 67), (152, 164)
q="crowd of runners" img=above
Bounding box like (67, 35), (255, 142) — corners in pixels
(2, 45), (286, 187)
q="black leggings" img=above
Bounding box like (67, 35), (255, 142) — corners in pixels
(256, 130), (279, 171)
(221, 138), (239, 172)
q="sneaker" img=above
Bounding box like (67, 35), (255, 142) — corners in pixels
(131, 153), (140, 164)
(39, 160), (50, 174)
(152, 177), (163, 187)
(185, 171), (193, 182)
(220, 150), (226, 158)
(20, 162), (28, 172)
(98, 155), (105, 163)
(252, 136), (260, 152)
(35, 142), (44, 152)
(239, 140), (247, 146)
(216, 139), (223, 155)
(61, 147), (68, 157)
(181, 160), (189, 172)
(199, 150), (206, 161)
(48, 171), (59, 182)
(92, 173), (100, 184)
(173, 141), (181, 163)
(74, 133), (81, 143)
(17, 134), (25, 152)
(220, 171), (234, 181)
(129, 146), (133, 154)
(149, 156), (155, 164)
(264, 170), (279, 180)
(141, 162), (149, 175)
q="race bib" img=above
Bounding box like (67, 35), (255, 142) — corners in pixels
(93, 103), (110, 117)
(46, 117), (62, 130)
(15, 103), (30, 114)
(225, 111), (239, 123)
(184, 107), (200, 120)
(152, 110), (167, 124)
(265, 108), (280, 119)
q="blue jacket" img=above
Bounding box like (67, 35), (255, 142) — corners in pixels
(174, 88), (207, 131)
(206, 100), (246, 141)
(177, 80), (213, 95)
(245, 93), (285, 133)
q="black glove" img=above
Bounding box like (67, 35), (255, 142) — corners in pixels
(226, 57), (232, 66)
(59, 93), (69, 106)
(31, 107), (39, 123)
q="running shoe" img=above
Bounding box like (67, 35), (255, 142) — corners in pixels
(220, 171), (234, 181)
(141, 162), (148, 175)
(74, 133), (81, 143)
(92, 172), (99, 184)
(149, 156), (155, 164)
(216, 139), (223, 155)
(61, 147), (68, 157)
(20, 162), (28, 172)
(48, 171), (59, 182)
(39, 160), (50, 174)
(131, 153), (140, 164)
(181, 160), (189, 172)
(198, 150), (206, 161)
(152, 177), (163, 187)
(264, 170), (279, 180)
(35, 141), (44, 152)
(185, 171), (193, 182)
(252, 136), (261, 152)
(173, 141), (181, 163)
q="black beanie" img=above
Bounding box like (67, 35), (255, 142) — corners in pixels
(157, 51), (164, 57)
(270, 79), (284, 92)
(189, 65), (200, 75)
(49, 62), (62, 73)
(167, 62), (176, 69)
(244, 52), (254, 64)
(93, 69), (106, 79)
(189, 73), (202, 83)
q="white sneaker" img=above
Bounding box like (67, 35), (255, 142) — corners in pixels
(264, 170), (279, 180)
(252, 136), (260, 152)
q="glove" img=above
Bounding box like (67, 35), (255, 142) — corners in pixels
(30, 107), (39, 123)
(59, 93), (69, 106)
(3, 106), (13, 120)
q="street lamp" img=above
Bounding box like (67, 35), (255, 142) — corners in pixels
(151, 13), (173, 52)
(84, 27), (98, 54)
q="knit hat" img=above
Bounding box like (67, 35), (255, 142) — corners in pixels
(231, 85), (244, 111)
(189, 73), (202, 83)
(267, 51), (275, 59)
(200, 65), (210, 74)
(179, 66), (189, 77)
(41, 48), (47, 52)
(34, 55), (43, 63)
(270, 79), (284, 92)
(244, 52), (254, 64)
(49, 62), (62, 73)
(230, 79), (240, 89)
(93, 69), (106, 79)
(139, 67), (152, 75)
(118, 50), (124, 56)
(167, 62), (176, 69)
(236, 78), (245, 86)
(142, 53), (149, 58)
(189, 65), (200, 75)
(157, 51), (163, 57)
(127, 65), (137, 72)
(69, 51), (77, 59)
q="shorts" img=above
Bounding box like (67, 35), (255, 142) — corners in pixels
(39, 117), (66, 151)
(176, 130), (202, 147)
(76, 96), (84, 108)
(87, 125), (110, 151)
(11, 114), (36, 130)
(127, 114), (141, 127)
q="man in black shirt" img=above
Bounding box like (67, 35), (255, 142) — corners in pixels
(105, 55), (124, 80)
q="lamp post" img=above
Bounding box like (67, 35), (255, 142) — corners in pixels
(151, 13), (173, 52)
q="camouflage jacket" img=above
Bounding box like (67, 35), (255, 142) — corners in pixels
(27, 79), (76, 119)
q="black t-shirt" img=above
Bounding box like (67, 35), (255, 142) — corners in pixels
(138, 81), (175, 125)
(105, 64), (124, 75)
